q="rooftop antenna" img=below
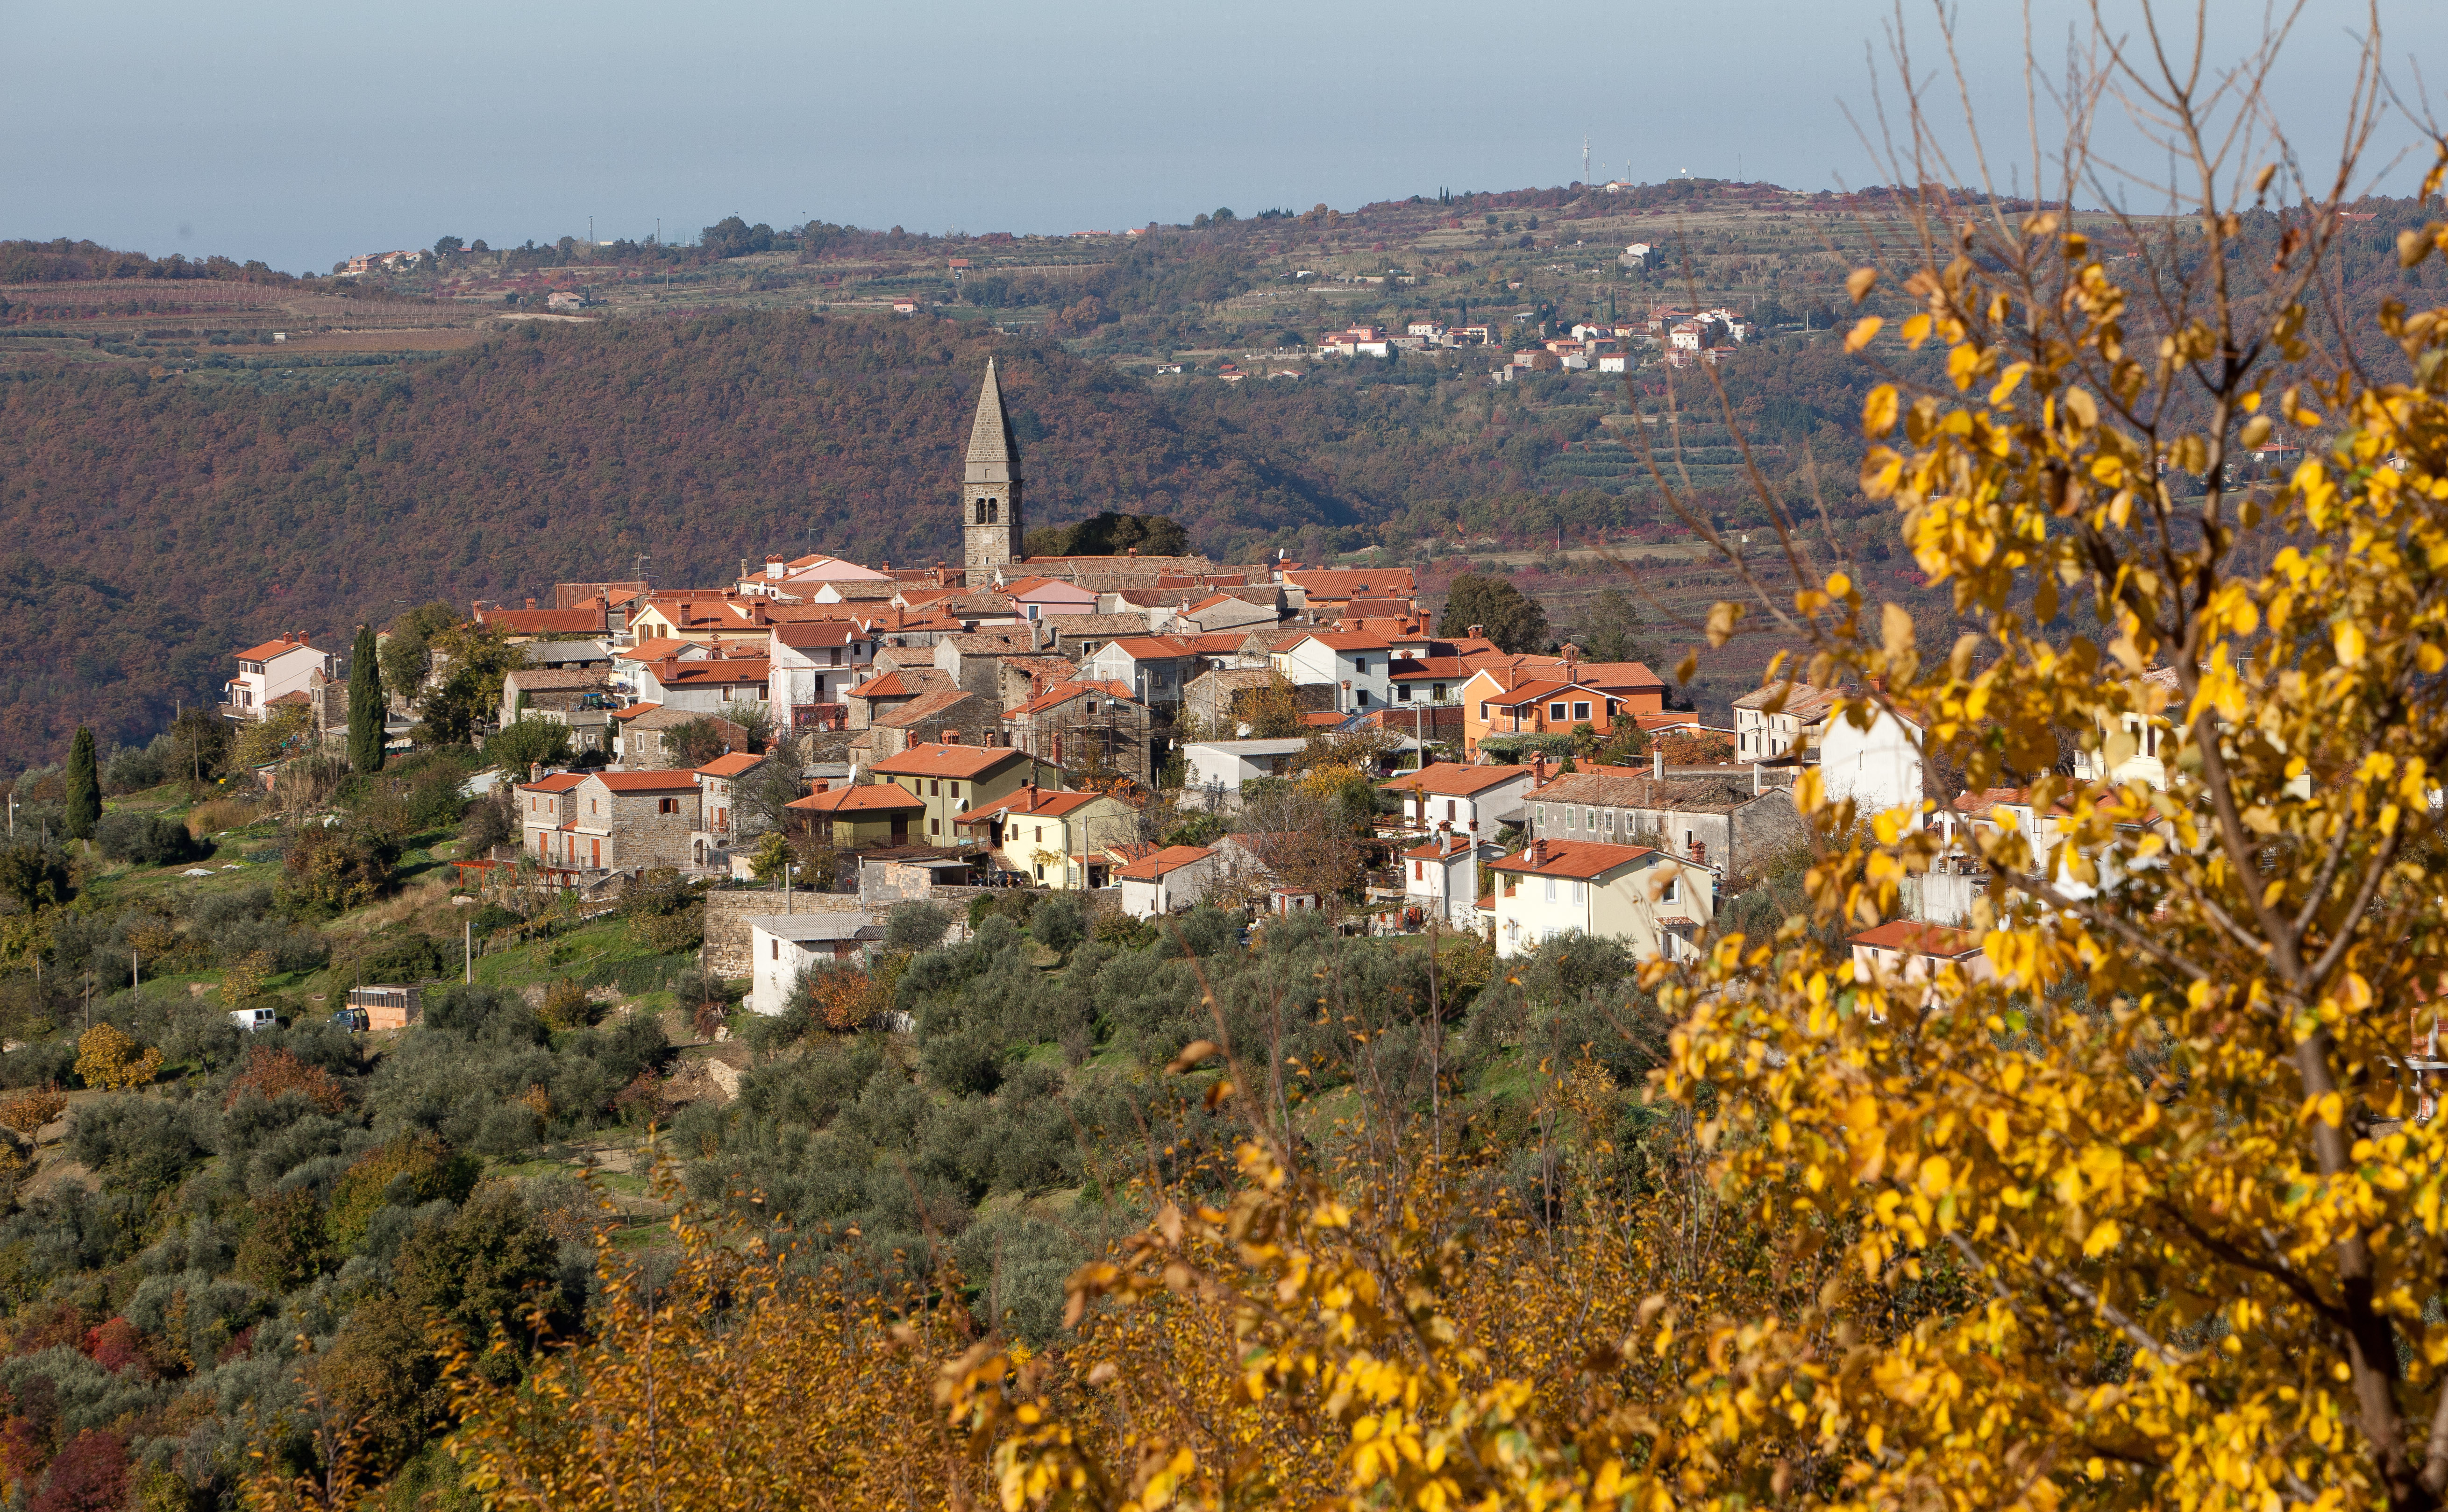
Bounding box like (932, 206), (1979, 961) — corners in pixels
(1582, 135), (1590, 184)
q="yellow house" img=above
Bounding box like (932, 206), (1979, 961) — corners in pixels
(785, 779), (926, 849)
(953, 783), (1139, 887)
(868, 739), (1066, 845)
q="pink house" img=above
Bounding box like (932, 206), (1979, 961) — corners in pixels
(1003, 575), (1101, 620)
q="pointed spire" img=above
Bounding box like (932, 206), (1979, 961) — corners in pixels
(966, 358), (1017, 467)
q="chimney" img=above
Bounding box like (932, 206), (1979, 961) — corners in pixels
(526, 598), (537, 611)
(1653, 747), (1664, 780)
(751, 601), (768, 625)
(1025, 780), (1038, 807)
(1128, 546), (1139, 557)
(530, 762), (542, 784)
(1531, 754), (1549, 785)
(739, 557), (751, 583)
(1467, 623), (1484, 639)
(942, 729), (961, 744)
(813, 778), (831, 795)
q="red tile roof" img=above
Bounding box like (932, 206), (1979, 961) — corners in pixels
(1380, 763), (1533, 798)
(235, 635), (322, 663)
(1487, 839), (1658, 880)
(1004, 680), (1136, 718)
(478, 602), (607, 635)
(1284, 568), (1417, 600)
(1850, 920), (1982, 957)
(608, 702), (662, 722)
(517, 772), (588, 793)
(1299, 631), (1393, 652)
(1115, 844), (1215, 880)
(695, 752), (766, 778)
(1104, 635), (1203, 660)
(771, 622), (859, 648)
(788, 784), (924, 814)
(615, 639), (700, 663)
(955, 787), (1103, 824)
(588, 770), (701, 792)
(647, 659), (769, 686)
(871, 742), (1029, 779)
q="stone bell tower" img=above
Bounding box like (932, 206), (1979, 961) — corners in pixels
(961, 358), (1023, 584)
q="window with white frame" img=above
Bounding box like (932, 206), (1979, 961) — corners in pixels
(1544, 877), (1557, 903)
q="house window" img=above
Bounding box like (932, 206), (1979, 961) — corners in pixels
(772, 940), (779, 960)
(1586, 809), (1596, 832)
(1566, 809), (1578, 832)
(1356, 689), (1370, 708)
(659, 797), (679, 814)
(1573, 702), (1591, 720)
(931, 818), (941, 835)
(1480, 702), (1491, 719)
(931, 781), (941, 796)
(1571, 880), (1585, 903)
(1662, 875), (1680, 903)
(1414, 861), (1423, 880)
(1549, 702), (1568, 721)
(1397, 685), (1412, 703)
(1544, 877), (1557, 903)
(1445, 799), (1455, 822)
(1535, 805), (1546, 828)
(1034, 825), (1043, 842)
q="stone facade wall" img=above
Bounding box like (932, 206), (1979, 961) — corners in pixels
(702, 887), (866, 977)
(1728, 788), (1808, 879)
(605, 790), (703, 872)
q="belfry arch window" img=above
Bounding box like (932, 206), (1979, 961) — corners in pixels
(975, 497), (999, 525)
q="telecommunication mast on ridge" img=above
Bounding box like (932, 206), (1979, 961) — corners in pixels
(1582, 135), (1591, 183)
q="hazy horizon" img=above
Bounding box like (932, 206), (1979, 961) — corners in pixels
(7, 0), (2444, 274)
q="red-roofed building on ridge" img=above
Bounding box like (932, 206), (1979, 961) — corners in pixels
(1487, 836), (1712, 961)
(224, 633), (336, 723)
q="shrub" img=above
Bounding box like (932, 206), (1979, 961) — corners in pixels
(224, 1047), (349, 1114)
(92, 811), (194, 867)
(232, 1188), (330, 1292)
(67, 1096), (205, 1197)
(0, 1087), (65, 1135)
(885, 902), (952, 954)
(540, 978), (592, 1031)
(184, 797), (261, 838)
(361, 932), (449, 983)
(483, 719), (571, 773)
(278, 826), (398, 916)
(1028, 894), (1088, 955)
(100, 742), (166, 796)
(627, 906), (703, 955)
(29, 1428), (128, 1512)
(71, 1026), (159, 1093)
(325, 1135), (478, 1254)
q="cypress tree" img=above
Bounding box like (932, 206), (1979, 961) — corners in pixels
(348, 624), (385, 774)
(63, 726), (100, 840)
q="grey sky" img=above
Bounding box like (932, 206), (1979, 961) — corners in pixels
(6, 1), (2444, 273)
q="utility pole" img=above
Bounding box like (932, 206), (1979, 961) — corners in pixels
(464, 917), (472, 983)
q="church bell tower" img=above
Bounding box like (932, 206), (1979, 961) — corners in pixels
(961, 359), (1023, 584)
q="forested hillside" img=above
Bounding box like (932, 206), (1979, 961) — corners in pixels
(0, 316), (1368, 761)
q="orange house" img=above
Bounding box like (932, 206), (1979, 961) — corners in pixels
(1459, 660), (1665, 755)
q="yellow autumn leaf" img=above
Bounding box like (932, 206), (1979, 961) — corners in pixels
(1845, 317), (1884, 353)
(1847, 266), (1879, 302)
(1863, 383), (1900, 437)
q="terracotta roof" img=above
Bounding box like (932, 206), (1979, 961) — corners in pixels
(847, 670), (950, 701)
(1104, 635), (1202, 659)
(1529, 771), (1756, 809)
(1388, 655), (1471, 680)
(1402, 834), (1480, 861)
(647, 659), (769, 686)
(1115, 844), (1215, 880)
(1732, 681), (1845, 719)
(1005, 576), (1096, 597)
(518, 772), (588, 793)
(1569, 660), (1666, 690)
(1485, 680), (1611, 708)
(871, 742), (1028, 780)
(955, 787), (1104, 824)
(1487, 839), (1658, 880)
(266, 689), (313, 706)
(1052, 613), (1169, 639)
(235, 636), (322, 662)
(875, 689), (978, 729)
(1851, 920), (1982, 957)
(788, 783), (925, 814)
(609, 702), (662, 722)
(696, 752), (766, 778)
(1005, 680), (1138, 718)
(1283, 568), (1417, 599)
(478, 603), (607, 635)
(588, 770), (701, 792)
(1380, 763), (1533, 798)
(770, 622), (860, 648)
(1299, 630), (1393, 653)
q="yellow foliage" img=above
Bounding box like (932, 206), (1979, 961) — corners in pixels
(75, 1023), (160, 1092)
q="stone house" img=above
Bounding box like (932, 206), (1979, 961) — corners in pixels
(842, 668), (954, 731)
(1001, 680), (1154, 788)
(1732, 680), (1844, 761)
(694, 751), (767, 846)
(1523, 769), (1805, 880)
(863, 690), (996, 761)
(952, 783), (1140, 888)
(499, 668), (615, 746)
(518, 769), (701, 876)
(616, 708), (748, 769)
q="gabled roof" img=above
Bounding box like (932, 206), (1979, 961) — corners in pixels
(1569, 660), (1666, 690)
(1296, 631), (1392, 653)
(1487, 839), (1659, 880)
(647, 659), (769, 686)
(235, 635), (323, 663)
(518, 772), (588, 794)
(1402, 834), (1481, 862)
(1380, 763), (1533, 798)
(1103, 635), (1202, 660)
(874, 689), (978, 729)
(1115, 844), (1215, 880)
(586, 770), (702, 793)
(1005, 576), (1099, 598)
(788, 783), (925, 814)
(478, 603), (608, 635)
(1851, 920), (1982, 958)
(505, 668), (612, 692)
(615, 639), (702, 664)
(1484, 680), (1610, 708)
(954, 787), (1106, 825)
(696, 752), (766, 779)
(770, 622), (860, 649)
(1282, 568), (1418, 599)
(871, 742), (1027, 780)
(847, 670), (950, 701)
(1732, 680), (1846, 718)
(1005, 680), (1139, 718)
(609, 702), (662, 722)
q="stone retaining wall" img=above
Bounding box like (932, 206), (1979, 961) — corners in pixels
(702, 887), (865, 978)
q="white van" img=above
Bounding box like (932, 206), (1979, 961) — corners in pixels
(229, 1007), (277, 1032)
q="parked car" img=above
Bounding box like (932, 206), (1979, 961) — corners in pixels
(329, 1007), (368, 1033)
(229, 1007), (277, 1032)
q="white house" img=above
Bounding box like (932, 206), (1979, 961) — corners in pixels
(767, 622), (874, 726)
(748, 913), (883, 1015)
(1117, 845), (1220, 918)
(1084, 635), (1206, 707)
(224, 634), (335, 721)
(1487, 838), (1712, 961)
(1817, 701), (1925, 823)
(1275, 631), (1393, 713)
(1732, 681), (1843, 761)
(1181, 739), (1309, 802)
(1402, 831), (1494, 927)
(1377, 763), (1537, 836)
